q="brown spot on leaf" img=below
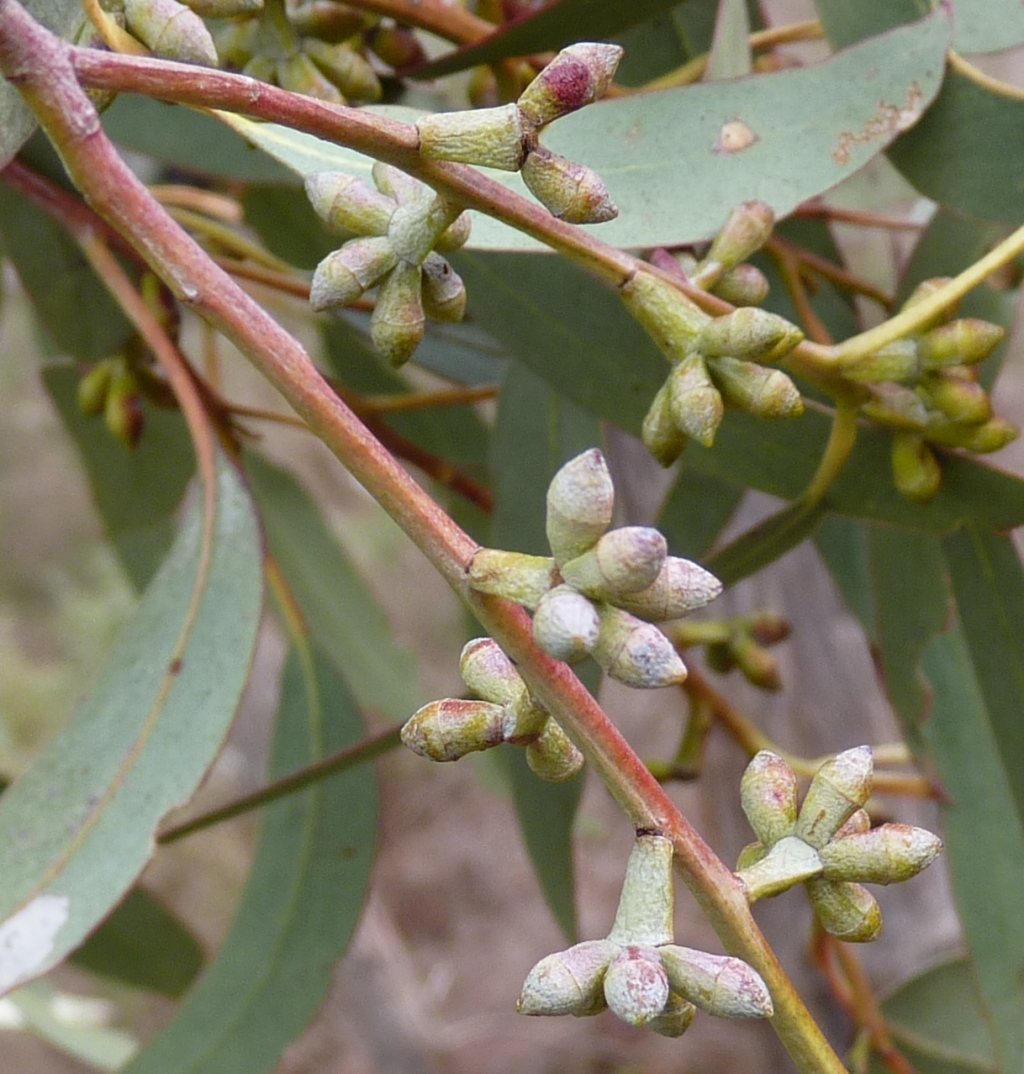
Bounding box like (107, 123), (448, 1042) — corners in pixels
(713, 119), (759, 154)
(833, 81), (923, 165)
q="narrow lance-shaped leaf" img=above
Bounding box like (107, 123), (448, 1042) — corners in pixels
(0, 449), (263, 996)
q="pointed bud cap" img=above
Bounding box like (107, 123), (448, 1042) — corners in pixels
(417, 104), (529, 171)
(648, 993), (697, 1037)
(532, 585), (601, 662)
(560, 526), (667, 601)
(366, 22), (425, 69)
(704, 201), (775, 272)
(819, 823), (942, 884)
(304, 171), (395, 237)
(741, 750), (798, 847)
(526, 718), (585, 781)
(370, 261), (425, 366)
(388, 196), (463, 266)
(421, 253), (467, 322)
(842, 339), (920, 383)
(458, 637), (527, 707)
(310, 237), (396, 310)
(918, 319), (1004, 369)
(521, 148), (617, 224)
(699, 308), (803, 364)
(593, 605), (687, 689)
(276, 52), (345, 104)
(467, 548), (556, 610)
(545, 448), (614, 565)
(709, 356), (803, 420)
(371, 162), (425, 205)
(736, 834), (823, 902)
(617, 557), (722, 623)
(619, 270), (708, 364)
(891, 432), (941, 502)
(518, 939), (617, 1017)
(608, 834), (675, 946)
(795, 746), (873, 849)
(288, 1), (365, 43)
(642, 381), (689, 466)
(732, 634), (783, 691)
(806, 878), (882, 942)
(303, 38), (382, 102)
(401, 697), (511, 761)
(955, 416), (1019, 453)
(712, 263), (769, 306)
(920, 373), (991, 425)
(668, 353), (724, 447)
(658, 946), (773, 1019)
(516, 42), (623, 128)
(603, 946), (671, 1026)
(435, 211), (472, 253)
(123, 0), (218, 66)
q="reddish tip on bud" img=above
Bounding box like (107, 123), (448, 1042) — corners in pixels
(458, 637), (526, 708)
(516, 42), (623, 129)
(603, 946), (671, 1026)
(521, 148), (617, 225)
(592, 605), (688, 689)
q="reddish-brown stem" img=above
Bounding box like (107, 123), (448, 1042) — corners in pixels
(770, 241), (835, 347)
(796, 201), (925, 231)
(768, 235), (894, 309)
(346, 0), (494, 44)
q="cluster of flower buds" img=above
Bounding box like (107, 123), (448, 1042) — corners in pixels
(519, 833), (773, 1033)
(304, 164), (471, 365)
(468, 450), (722, 689)
(665, 612), (790, 692)
(111, 0), (256, 67)
(401, 637), (583, 781)
(620, 203), (804, 467)
(840, 281), (1017, 502)
(736, 748), (942, 941)
(415, 43), (622, 225)
(76, 353), (176, 449)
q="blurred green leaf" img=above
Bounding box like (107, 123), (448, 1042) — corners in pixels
(244, 452), (421, 721)
(704, 0), (751, 81)
(814, 515), (875, 637)
(921, 624), (1024, 1072)
(706, 499), (825, 587)
(124, 645), (376, 1074)
(44, 365), (194, 590)
(815, 0), (926, 50)
(70, 887), (202, 998)
(0, 449), (263, 996)
(656, 466), (743, 560)
(951, 0), (1024, 53)
(241, 185), (338, 271)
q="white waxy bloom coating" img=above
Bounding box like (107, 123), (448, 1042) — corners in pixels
(545, 449), (614, 566)
(608, 835), (674, 947)
(819, 823), (942, 885)
(532, 585), (601, 662)
(304, 172), (395, 236)
(603, 946), (671, 1026)
(740, 750), (799, 847)
(658, 946), (773, 1019)
(795, 746), (873, 849)
(517, 939), (617, 1017)
(417, 104), (529, 171)
(736, 835), (823, 903)
(616, 557), (722, 622)
(592, 605), (687, 689)
(806, 878), (882, 943)
(309, 237), (396, 311)
(559, 527), (667, 601)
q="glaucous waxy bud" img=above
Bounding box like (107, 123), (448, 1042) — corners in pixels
(842, 338), (921, 383)
(648, 992), (697, 1038)
(835, 808), (872, 839)
(545, 448), (614, 565)
(287, 1), (365, 44)
(532, 585), (601, 662)
(371, 161), (423, 205)
(795, 746), (873, 849)
(525, 718), (585, 781)
(703, 201), (775, 274)
(78, 359), (115, 416)
(400, 697), (511, 761)
(304, 171), (395, 236)
(370, 261), (425, 366)
(366, 22), (425, 69)
(608, 835), (674, 946)
(516, 42), (623, 129)
(658, 946), (773, 1019)
(310, 236), (396, 310)
(467, 548), (556, 610)
(900, 276), (955, 331)
(619, 270), (709, 363)
(668, 353), (724, 447)
(861, 382), (930, 430)
(435, 211), (472, 253)
(303, 38), (382, 101)
(805, 878), (882, 942)
(708, 356), (803, 420)
(184, 0), (261, 18)
(276, 52), (345, 104)
(592, 605), (688, 689)
(603, 946), (671, 1026)
(918, 318), (1004, 369)
(521, 147), (618, 224)
(123, 0), (218, 65)
(420, 253), (467, 322)
(458, 638), (527, 708)
(417, 104), (529, 171)
(642, 381), (689, 466)
(891, 432), (941, 502)
(819, 823), (943, 884)
(559, 526), (667, 601)
(736, 835), (823, 902)
(698, 308), (803, 364)
(711, 263), (769, 306)
(616, 557), (722, 622)
(918, 373), (991, 426)
(388, 196), (462, 266)
(741, 751), (798, 847)
(518, 939), (617, 1017)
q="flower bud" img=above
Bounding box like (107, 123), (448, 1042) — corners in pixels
(732, 634), (783, 691)
(616, 557), (722, 622)
(608, 834), (674, 946)
(918, 373), (991, 426)
(559, 526), (667, 601)
(648, 992), (696, 1037)
(861, 382), (930, 430)
(309, 237), (396, 310)
(668, 353), (724, 447)
(834, 808), (872, 839)
(736, 834), (823, 902)
(516, 42), (623, 129)
(900, 277), (956, 330)
(795, 746), (873, 849)
(953, 416), (1019, 453)
(458, 637), (527, 707)
(365, 21), (425, 69)
(532, 585), (601, 662)
(918, 319), (1004, 369)
(603, 946), (671, 1026)
(388, 196), (462, 266)
(525, 718), (585, 781)
(304, 171), (395, 237)
(699, 308), (803, 364)
(891, 432), (941, 503)
(371, 162), (424, 205)
(658, 946), (773, 1019)
(805, 878), (882, 942)
(619, 270), (708, 363)
(712, 263), (769, 306)
(400, 697), (511, 761)
(303, 38), (382, 102)
(276, 52), (345, 104)
(184, 0), (261, 18)
(641, 381), (689, 466)
(287, 1), (365, 44)
(545, 448), (614, 565)
(703, 201), (775, 273)
(708, 356), (803, 420)
(518, 939), (616, 1017)
(467, 548), (556, 609)
(123, 0), (218, 66)
(417, 104), (529, 171)
(370, 261), (425, 366)
(592, 605), (687, 689)
(819, 823), (942, 884)
(105, 367), (145, 449)
(78, 359), (115, 416)
(842, 339), (920, 383)
(521, 148), (618, 225)
(741, 751), (798, 847)
(421, 253), (467, 322)
(435, 211), (472, 253)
